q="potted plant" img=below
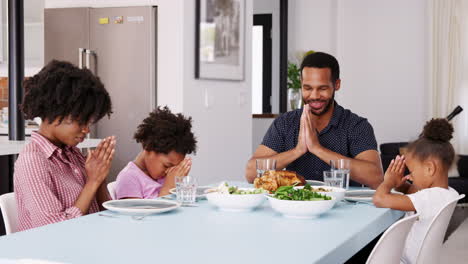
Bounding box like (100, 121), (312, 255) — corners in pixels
(287, 62), (302, 110)
(287, 50), (315, 110)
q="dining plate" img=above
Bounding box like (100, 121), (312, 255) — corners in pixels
(102, 199), (180, 215)
(169, 186), (213, 198)
(344, 189), (402, 202)
(306, 180), (326, 186)
(344, 190), (375, 202)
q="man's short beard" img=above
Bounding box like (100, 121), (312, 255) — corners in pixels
(303, 90), (335, 116)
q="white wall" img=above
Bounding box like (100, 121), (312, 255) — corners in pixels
(288, 0), (338, 57)
(336, 0), (428, 145)
(183, 0), (253, 185)
(287, 0), (429, 147)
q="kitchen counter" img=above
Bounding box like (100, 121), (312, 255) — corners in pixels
(0, 126), (38, 136)
(0, 136), (101, 156)
(0, 64), (42, 77)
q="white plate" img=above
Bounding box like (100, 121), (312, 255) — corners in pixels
(102, 199), (180, 215)
(310, 186), (346, 202)
(344, 190), (375, 202)
(169, 186), (213, 198)
(344, 189), (402, 202)
(306, 180), (325, 186)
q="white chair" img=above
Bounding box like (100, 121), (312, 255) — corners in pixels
(416, 194), (465, 264)
(366, 213), (420, 264)
(107, 181), (117, 200)
(0, 192), (18, 234)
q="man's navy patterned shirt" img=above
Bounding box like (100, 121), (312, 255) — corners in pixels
(261, 102), (378, 185)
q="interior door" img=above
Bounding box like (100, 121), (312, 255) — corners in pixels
(44, 8), (90, 65)
(89, 7), (157, 179)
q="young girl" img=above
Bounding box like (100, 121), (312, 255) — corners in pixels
(15, 60), (116, 231)
(114, 106), (197, 199)
(373, 118), (460, 264)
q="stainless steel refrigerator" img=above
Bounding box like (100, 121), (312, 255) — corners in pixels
(44, 6), (157, 179)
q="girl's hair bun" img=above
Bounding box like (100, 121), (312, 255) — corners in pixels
(422, 118), (454, 142)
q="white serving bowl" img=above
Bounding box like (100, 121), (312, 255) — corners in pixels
(205, 189), (267, 212)
(295, 186), (345, 203)
(308, 186), (346, 202)
(266, 195), (337, 219)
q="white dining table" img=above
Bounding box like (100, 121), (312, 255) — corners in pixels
(0, 184), (404, 264)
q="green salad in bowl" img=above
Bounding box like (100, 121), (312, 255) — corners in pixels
(267, 184), (336, 219)
(273, 184), (332, 201)
(205, 182), (268, 212)
(215, 182), (267, 195)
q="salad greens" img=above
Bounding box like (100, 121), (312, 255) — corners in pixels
(217, 182), (266, 195)
(273, 184), (332, 201)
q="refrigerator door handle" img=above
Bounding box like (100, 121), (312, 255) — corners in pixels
(85, 49), (95, 73)
(78, 48), (85, 69)
(84, 49), (98, 142)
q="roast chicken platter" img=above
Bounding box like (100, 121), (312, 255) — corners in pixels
(253, 170), (306, 192)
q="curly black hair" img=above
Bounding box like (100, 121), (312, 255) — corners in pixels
(21, 60), (112, 125)
(406, 118), (455, 169)
(134, 106), (197, 155)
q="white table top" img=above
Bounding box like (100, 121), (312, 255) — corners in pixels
(0, 136), (102, 155)
(0, 186), (404, 264)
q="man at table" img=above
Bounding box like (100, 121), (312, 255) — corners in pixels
(245, 52), (383, 189)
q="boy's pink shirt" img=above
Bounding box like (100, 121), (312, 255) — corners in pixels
(115, 162), (165, 199)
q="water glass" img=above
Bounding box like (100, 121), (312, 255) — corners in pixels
(323, 170), (344, 188)
(331, 159), (351, 189)
(256, 159), (276, 178)
(175, 176), (197, 206)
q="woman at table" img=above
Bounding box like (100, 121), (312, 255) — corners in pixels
(14, 60), (115, 231)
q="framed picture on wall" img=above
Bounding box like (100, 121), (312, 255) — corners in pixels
(195, 0), (245, 81)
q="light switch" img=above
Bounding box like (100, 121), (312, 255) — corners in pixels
(239, 90), (247, 106)
(204, 87), (214, 109)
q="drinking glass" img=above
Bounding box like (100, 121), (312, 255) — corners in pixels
(175, 175), (197, 206)
(323, 170), (344, 188)
(255, 159), (276, 178)
(331, 159), (351, 189)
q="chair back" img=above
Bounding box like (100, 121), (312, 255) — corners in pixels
(379, 142), (410, 173)
(379, 142), (409, 155)
(366, 213), (419, 264)
(457, 155), (468, 177)
(107, 181), (117, 200)
(0, 192), (18, 234)
(416, 194), (465, 264)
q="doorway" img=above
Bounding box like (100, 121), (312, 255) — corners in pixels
(252, 14), (272, 114)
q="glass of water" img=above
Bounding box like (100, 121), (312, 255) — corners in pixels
(175, 175), (197, 206)
(256, 159), (276, 178)
(331, 159), (351, 189)
(323, 170), (344, 188)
